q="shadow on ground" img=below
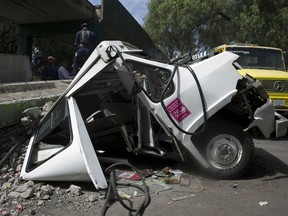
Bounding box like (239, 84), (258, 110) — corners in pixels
(124, 145), (288, 182)
(34, 142), (288, 192)
(244, 147), (288, 180)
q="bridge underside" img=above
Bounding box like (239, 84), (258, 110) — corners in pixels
(0, 0), (94, 24)
(0, 0), (159, 58)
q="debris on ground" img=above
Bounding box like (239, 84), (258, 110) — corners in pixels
(115, 170), (142, 181)
(179, 175), (190, 187)
(0, 141), (104, 215)
(163, 176), (181, 184)
(170, 193), (196, 202)
(0, 138), (205, 215)
(259, 201), (269, 206)
(110, 166), (204, 198)
(66, 184), (83, 196)
(232, 183), (240, 188)
(0, 101), (54, 172)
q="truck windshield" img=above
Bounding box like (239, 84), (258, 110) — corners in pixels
(226, 47), (286, 71)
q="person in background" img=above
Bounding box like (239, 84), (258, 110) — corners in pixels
(72, 23), (96, 76)
(74, 23), (96, 50)
(41, 56), (58, 80)
(58, 60), (74, 80)
(72, 45), (91, 75)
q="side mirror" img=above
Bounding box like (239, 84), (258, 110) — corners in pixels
(116, 68), (141, 95)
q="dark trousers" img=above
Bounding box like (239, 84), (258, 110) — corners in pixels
(72, 46), (91, 75)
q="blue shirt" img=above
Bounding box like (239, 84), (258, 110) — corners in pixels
(58, 66), (72, 80)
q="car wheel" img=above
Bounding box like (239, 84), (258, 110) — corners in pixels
(191, 120), (254, 179)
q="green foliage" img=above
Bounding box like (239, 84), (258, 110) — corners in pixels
(0, 18), (75, 66)
(0, 17), (75, 80)
(0, 17), (18, 54)
(144, 0), (288, 59)
(33, 37), (75, 67)
(31, 37), (75, 80)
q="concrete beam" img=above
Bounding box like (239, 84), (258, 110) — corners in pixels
(0, 80), (70, 128)
(0, 0), (94, 24)
(101, 0), (160, 58)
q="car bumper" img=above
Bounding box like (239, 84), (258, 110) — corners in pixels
(245, 100), (288, 138)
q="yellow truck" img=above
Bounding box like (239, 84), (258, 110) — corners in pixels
(183, 43), (288, 114)
(213, 44), (288, 113)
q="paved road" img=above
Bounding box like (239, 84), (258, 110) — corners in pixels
(98, 137), (288, 216)
(32, 136), (288, 216)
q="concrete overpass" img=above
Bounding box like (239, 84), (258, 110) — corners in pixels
(0, 0), (159, 58)
(0, 0), (161, 128)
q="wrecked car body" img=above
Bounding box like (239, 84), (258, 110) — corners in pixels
(21, 41), (288, 189)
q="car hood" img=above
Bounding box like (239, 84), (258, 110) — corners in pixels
(239, 69), (288, 80)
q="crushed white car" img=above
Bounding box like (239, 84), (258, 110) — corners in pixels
(21, 41), (288, 189)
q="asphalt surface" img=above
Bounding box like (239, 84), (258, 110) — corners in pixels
(24, 136), (288, 216)
(97, 137), (288, 216)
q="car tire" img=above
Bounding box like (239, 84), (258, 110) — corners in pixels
(191, 120), (254, 179)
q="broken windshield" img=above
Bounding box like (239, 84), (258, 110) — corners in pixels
(226, 47), (286, 71)
(27, 99), (71, 170)
(126, 61), (174, 102)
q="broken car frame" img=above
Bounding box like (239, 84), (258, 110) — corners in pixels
(21, 41), (288, 189)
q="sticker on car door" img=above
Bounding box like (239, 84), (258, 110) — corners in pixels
(166, 98), (191, 122)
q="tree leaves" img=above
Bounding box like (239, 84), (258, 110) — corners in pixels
(144, 0), (288, 60)
(0, 18), (18, 54)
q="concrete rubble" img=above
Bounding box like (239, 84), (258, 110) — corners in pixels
(0, 94), (206, 214)
(0, 101), (54, 176)
(0, 143), (105, 215)
(0, 139), (206, 215)
(0, 80), (71, 129)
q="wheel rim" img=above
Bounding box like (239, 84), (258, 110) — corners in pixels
(206, 134), (243, 169)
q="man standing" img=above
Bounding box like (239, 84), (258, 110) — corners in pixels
(72, 46), (91, 75)
(74, 23), (96, 50)
(72, 23), (96, 75)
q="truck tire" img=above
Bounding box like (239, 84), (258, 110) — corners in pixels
(191, 120), (254, 179)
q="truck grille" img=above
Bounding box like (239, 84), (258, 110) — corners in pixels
(259, 80), (288, 93)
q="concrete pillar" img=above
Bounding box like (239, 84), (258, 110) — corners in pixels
(17, 25), (33, 60)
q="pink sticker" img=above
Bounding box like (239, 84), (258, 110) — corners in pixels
(166, 98), (191, 122)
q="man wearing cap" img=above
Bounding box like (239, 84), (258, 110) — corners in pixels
(72, 23), (96, 75)
(74, 23), (96, 50)
(41, 56), (58, 80)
